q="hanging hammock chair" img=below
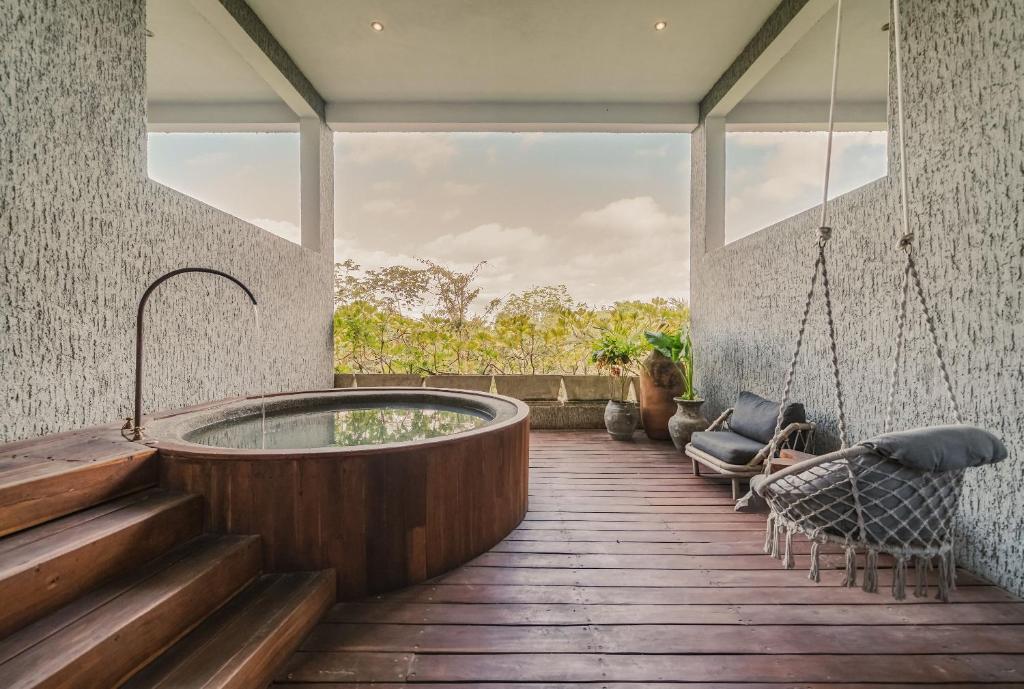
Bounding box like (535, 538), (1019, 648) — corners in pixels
(750, 0), (1007, 601)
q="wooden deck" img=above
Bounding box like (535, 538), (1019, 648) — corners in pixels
(275, 430), (1024, 687)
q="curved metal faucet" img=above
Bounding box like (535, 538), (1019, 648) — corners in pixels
(125, 268), (257, 441)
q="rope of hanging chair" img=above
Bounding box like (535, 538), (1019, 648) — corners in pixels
(754, 0), (981, 605)
(768, 0), (849, 465)
(882, 0), (963, 429)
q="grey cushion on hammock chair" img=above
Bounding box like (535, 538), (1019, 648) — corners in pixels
(690, 430), (765, 465)
(729, 391), (806, 445)
(758, 454), (961, 548)
(858, 424), (1007, 472)
(759, 425), (1007, 548)
(754, 463), (858, 540)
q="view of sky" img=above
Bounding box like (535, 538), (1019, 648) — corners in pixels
(726, 131), (887, 242)
(147, 130), (886, 307)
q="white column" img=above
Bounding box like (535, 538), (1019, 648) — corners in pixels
(300, 117), (324, 254)
(703, 115), (727, 253)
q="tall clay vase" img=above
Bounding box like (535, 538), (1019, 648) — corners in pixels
(668, 398), (709, 452)
(639, 350), (682, 441)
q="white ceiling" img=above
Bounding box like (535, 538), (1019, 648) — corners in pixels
(146, 0), (281, 104)
(244, 0), (777, 104)
(743, 0), (890, 104)
(144, 0), (891, 131)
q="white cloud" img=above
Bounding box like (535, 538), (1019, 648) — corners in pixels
(573, 196), (687, 238)
(371, 180), (401, 193)
(409, 199), (690, 306)
(333, 236), (419, 272)
(442, 181), (481, 197)
(362, 198), (412, 216)
(421, 223), (551, 264)
(343, 133), (456, 173)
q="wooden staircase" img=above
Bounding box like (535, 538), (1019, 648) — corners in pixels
(0, 432), (334, 689)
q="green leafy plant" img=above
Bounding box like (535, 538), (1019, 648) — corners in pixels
(644, 327), (697, 401)
(590, 333), (643, 401)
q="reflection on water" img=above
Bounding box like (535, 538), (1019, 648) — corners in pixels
(186, 403), (490, 449)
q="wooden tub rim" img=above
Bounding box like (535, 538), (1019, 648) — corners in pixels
(146, 387), (530, 461)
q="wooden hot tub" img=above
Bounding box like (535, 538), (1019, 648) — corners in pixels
(149, 388), (530, 599)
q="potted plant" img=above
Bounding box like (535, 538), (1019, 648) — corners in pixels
(639, 329), (684, 440)
(647, 327), (709, 451)
(590, 333), (642, 440)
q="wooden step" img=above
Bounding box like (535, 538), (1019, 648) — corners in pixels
(0, 428), (157, 537)
(0, 489), (202, 637)
(122, 571), (335, 689)
(0, 534), (261, 689)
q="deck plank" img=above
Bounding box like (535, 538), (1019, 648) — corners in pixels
(275, 429), (1024, 687)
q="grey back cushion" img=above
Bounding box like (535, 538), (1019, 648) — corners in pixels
(730, 391), (806, 444)
(859, 424), (1007, 472)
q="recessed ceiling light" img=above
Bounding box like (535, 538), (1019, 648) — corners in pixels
(370, 20), (384, 32)
(654, 20), (667, 31)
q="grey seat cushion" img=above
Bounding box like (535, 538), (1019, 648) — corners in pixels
(859, 424), (1007, 472)
(729, 391), (806, 444)
(690, 430), (765, 466)
(760, 453), (961, 548)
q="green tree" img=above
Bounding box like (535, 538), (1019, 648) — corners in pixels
(332, 261), (689, 376)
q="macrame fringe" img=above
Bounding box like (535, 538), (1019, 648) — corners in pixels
(783, 528), (795, 569)
(891, 554), (908, 600)
(770, 519), (782, 560)
(841, 545), (858, 587)
(937, 550), (956, 602)
(808, 540), (822, 582)
(763, 513), (775, 555)
(862, 548), (879, 593)
(914, 555), (931, 598)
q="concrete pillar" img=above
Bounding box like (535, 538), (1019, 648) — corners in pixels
(300, 116), (334, 256)
(705, 116), (726, 253)
(690, 115), (726, 274)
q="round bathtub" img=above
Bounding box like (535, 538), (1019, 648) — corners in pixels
(149, 388), (530, 599)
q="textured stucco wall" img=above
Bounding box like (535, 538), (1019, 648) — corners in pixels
(691, 0), (1023, 593)
(1, 0), (334, 442)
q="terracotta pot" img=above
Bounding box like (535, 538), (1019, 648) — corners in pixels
(639, 351), (682, 440)
(668, 398), (709, 452)
(604, 400), (640, 440)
